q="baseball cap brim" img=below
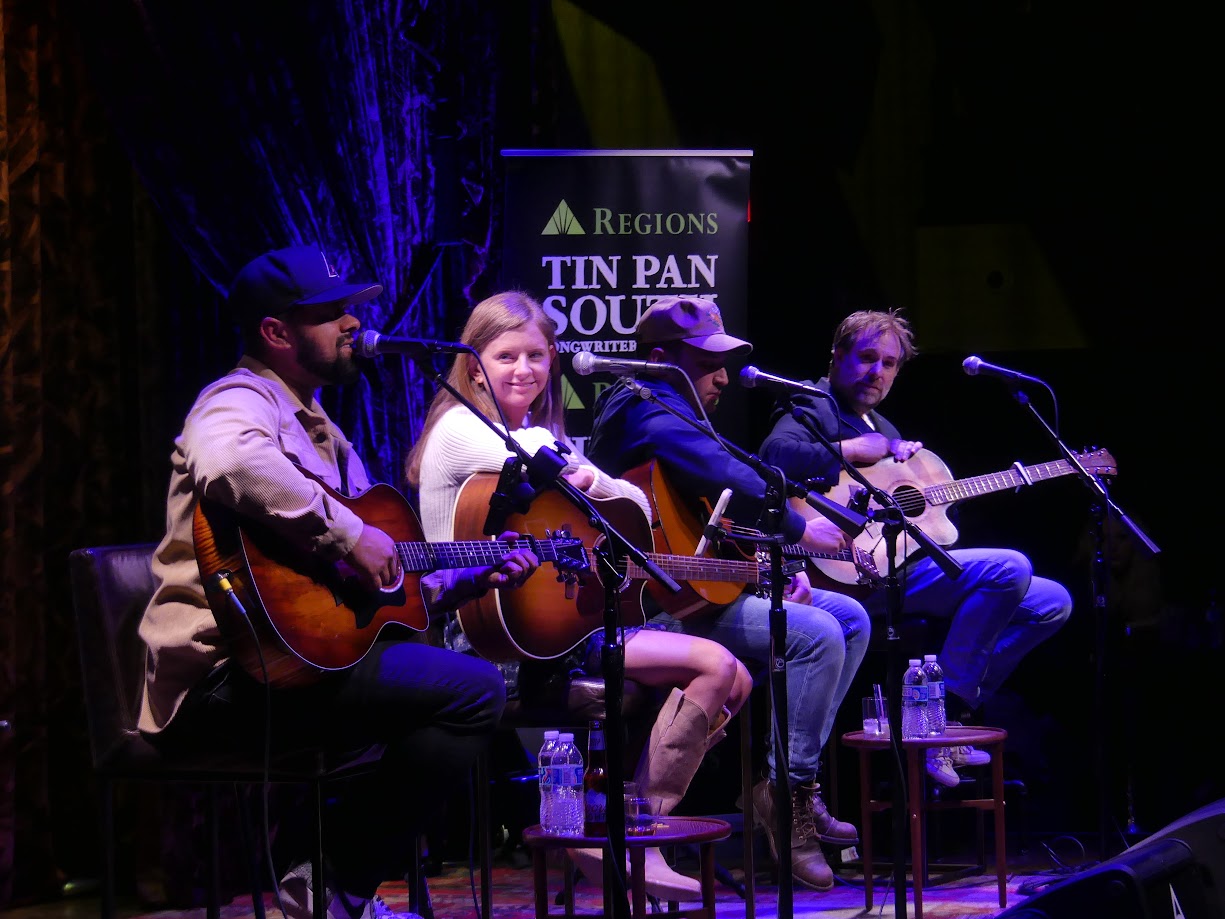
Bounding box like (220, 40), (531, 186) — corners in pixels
(297, 281), (384, 307)
(687, 331), (753, 356)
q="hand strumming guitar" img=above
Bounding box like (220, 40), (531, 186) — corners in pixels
(800, 512), (851, 557)
(345, 523), (401, 590)
(840, 430), (924, 465)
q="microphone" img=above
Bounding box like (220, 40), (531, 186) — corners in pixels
(571, 352), (679, 377)
(355, 330), (470, 358)
(695, 488), (733, 557)
(962, 355), (1047, 387)
(739, 365), (827, 398)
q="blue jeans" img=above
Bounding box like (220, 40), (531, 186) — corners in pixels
(864, 548), (1072, 709)
(653, 589), (870, 787)
(148, 639), (506, 897)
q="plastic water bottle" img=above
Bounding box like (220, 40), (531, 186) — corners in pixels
(922, 653), (947, 736)
(901, 658), (929, 740)
(537, 729), (560, 832)
(552, 731), (585, 837)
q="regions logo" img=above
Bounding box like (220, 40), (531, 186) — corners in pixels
(542, 200), (586, 236)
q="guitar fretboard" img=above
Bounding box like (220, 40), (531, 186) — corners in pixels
(623, 553), (765, 584)
(925, 458), (1080, 506)
(396, 538), (573, 572)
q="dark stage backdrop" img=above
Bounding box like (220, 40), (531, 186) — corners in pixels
(3, 0), (1223, 909)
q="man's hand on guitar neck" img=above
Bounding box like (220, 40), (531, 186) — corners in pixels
(842, 431), (923, 465)
(475, 532), (541, 591)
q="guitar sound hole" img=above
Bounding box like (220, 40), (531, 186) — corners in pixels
(892, 485), (926, 518)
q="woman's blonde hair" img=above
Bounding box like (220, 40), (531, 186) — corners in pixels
(404, 290), (564, 487)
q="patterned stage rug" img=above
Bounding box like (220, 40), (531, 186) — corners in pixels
(135, 862), (1061, 919)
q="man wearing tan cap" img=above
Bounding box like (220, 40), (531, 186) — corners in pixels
(585, 296), (870, 892)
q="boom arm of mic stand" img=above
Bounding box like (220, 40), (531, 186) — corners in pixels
(1010, 389), (1159, 556)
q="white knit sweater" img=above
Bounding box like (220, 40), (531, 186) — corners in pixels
(416, 405), (652, 542)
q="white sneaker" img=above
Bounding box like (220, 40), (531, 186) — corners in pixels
(947, 722), (991, 767)
(278, 862), (423, 919)
(925, 747), (960, 787)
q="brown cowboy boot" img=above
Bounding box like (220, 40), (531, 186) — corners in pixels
(705, 704), (731, 751)
(750, 778), (835, 892)
(572, 690), (719, 901)
(631, 687), (720, 901)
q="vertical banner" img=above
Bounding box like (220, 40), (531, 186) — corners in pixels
(500, 149), (752, 450)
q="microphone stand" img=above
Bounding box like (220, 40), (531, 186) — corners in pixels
(620, 378), (869, 919)
(1000, 386), (1158, 860)
(782, 397), (962, 919)
(409, 357), (682, 919)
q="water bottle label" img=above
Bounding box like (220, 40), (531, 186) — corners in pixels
(902, 684), (929, 704)
(928, 681), (944, 700)
(538, 765), (552, 789)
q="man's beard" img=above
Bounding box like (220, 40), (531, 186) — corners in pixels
(300, 340), (361, 386)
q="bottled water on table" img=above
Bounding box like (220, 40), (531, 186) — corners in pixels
(901, 658), (930, 740)
(537, 729), (560, 833)
(922, 653), (946, 735)
(551, 731), (586, 837)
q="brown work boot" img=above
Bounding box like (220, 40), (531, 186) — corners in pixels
(750, 778), (835, 892)
(795, 781), (859, 844)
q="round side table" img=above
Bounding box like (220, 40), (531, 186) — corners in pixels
(521, 816), (732, 918)
(841, 725), (1009, 919)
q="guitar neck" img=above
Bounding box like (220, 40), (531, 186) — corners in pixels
(396, 538), (563, 572)
(779, 544), (854, 563)
(925, 458), (1082, 506)
(623, 553), (765, 585)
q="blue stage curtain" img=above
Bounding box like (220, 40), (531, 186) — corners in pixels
(74, 0), (501, 484)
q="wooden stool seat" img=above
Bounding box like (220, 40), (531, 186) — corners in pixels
(522, 816), (732, 918)
(841, 725), (1009, 919)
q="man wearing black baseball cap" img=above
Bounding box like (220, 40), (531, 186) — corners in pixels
(136, 246), (540, 919)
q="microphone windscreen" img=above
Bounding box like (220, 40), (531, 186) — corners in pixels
(356, 329), (380, 358)
(572, 352), (596, 376)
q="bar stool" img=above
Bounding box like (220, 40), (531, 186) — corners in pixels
(841, 725), (1009, 919)
(522, 816), (732, 919)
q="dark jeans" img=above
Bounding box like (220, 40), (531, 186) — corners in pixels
(148, 637), (506, 898)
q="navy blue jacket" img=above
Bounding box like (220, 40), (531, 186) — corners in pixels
(586, 376), (809, 544)
(758, 376), (903, 493)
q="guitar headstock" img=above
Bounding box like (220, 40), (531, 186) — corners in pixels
(1077, 446), (1119, 478)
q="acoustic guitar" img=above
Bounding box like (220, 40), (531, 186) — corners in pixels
(790, 446), (1118, 586)
(621, 459), (883, 611)
(450, 472), (800, 662)
(193, 469), (588, 688)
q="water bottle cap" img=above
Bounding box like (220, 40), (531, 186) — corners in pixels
(544, 729), (560, 739)
(559, 732), (575, 742)
(924, 654), (937, 661)
(909, 658), (921, 666)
